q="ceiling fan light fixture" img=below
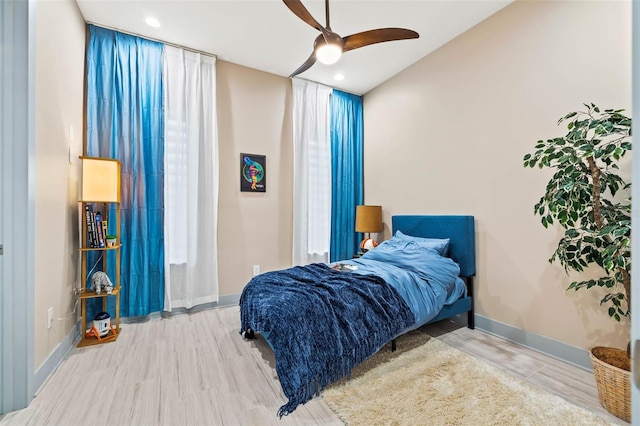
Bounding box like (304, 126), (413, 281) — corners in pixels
(315, 43), (342, 65)
(284, 0), (419, 77)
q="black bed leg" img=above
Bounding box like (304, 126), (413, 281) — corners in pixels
(391, 339), (397, 352)
(467, 276), (475, 329)
(467, 310), (475, 330)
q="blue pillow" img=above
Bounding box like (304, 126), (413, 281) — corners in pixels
(360, 238), (459, 283)
(394, 230), (450, 256)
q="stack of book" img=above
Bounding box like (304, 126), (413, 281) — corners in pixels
(84, 204), (108, 248)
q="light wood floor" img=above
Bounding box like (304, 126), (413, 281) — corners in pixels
(0, 306), (626, 425)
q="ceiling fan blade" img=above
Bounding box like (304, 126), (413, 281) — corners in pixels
(283, 0), (326, 33)
(342, 28), (419, 53)
(289, 52), (317, 78)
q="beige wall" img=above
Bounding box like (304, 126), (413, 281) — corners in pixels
(34, 0), (85, 367)
(216, 62), (293, 296)
(363, 0), (631, 351)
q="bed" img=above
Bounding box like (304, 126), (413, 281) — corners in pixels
(239, 215), (476, 417)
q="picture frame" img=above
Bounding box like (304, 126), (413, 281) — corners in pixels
(240, 153), (266, 192)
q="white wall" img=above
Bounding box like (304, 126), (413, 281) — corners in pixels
(363, 0), (631, 351)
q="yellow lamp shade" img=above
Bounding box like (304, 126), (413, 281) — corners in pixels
(80, 156), (121, 203)
(355, 205), (383, 234)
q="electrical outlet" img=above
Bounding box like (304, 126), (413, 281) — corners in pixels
(252, 265), (260, 276)
(47, 307), (54, 329)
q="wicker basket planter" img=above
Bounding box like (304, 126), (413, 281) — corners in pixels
(590, 346), (631, 422)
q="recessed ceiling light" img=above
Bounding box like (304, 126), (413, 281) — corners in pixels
(145, 17), (160, 28)
(334, 73), (345, 81)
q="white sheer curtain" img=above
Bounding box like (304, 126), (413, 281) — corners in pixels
(292, 78), (333, 265)
(163, 46), (219, 310)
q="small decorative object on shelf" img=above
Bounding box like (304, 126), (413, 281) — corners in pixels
(85, 311), (117, 343)
(78, 156), (122, 347)
(105, 235), (117, 247)
(91, 271), (114, 295)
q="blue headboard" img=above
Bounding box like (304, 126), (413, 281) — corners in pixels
(392, 215), (476, 277)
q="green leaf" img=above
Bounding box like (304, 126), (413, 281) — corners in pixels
(613, 227), (628, 237)
(565, 229), (579, 238)
(524, 105), (631, 322)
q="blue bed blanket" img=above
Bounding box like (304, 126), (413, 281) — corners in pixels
(239, 263), (415, 417)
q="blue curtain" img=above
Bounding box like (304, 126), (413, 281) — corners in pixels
(86, 25), (165, 317)
(330, 90), (364, 261)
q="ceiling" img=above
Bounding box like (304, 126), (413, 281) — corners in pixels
(75, 0), (513, 95)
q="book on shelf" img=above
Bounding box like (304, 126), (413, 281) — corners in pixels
(95, 212), (105, 248)
(84, 204), (95, 248)
(102, 219), (108, 243)
(90, 210), (98, 247)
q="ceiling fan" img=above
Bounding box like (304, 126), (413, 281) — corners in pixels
(284, 0), (419, 78)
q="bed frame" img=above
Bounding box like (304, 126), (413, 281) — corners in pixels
(392, 215), (476, 329)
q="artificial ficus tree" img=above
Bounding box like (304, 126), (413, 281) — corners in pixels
(523, 104), (631, 324)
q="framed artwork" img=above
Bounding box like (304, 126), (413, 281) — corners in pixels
(240, 153), (266, 192)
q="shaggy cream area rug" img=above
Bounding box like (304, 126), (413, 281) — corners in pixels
(322, 330), (615, 425)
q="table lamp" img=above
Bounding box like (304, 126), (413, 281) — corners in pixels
(355, 205), (383, 252)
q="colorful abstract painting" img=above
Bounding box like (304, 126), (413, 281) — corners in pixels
(240, 153), (266, 192)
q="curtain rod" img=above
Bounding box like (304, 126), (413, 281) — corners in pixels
(86, 21), (218, 58)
